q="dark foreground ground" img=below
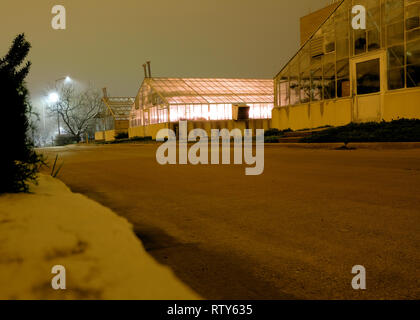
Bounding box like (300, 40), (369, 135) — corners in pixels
(38, 143), (420, 299)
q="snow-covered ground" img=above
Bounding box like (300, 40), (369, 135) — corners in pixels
(0, 174), (199, 299)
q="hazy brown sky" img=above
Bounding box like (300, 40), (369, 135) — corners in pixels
(0, 0), (327, 107)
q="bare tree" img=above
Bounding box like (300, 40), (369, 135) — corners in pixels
(48, 85), (102, 142)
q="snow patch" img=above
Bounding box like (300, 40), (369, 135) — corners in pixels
(0, 174), (199, 299)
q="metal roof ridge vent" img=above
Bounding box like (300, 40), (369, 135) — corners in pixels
(147, 61), (152, 78)
(102, 87), (108, 100)
(142, 63), (148, 78)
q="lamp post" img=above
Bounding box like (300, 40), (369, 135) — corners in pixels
(48, 91), (60, 134)
(50, 76), (72, 135)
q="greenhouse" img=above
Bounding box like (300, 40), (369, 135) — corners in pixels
(129, 77), (273, 139)
(95, 88), (135, 141)
(273, 0), (420, 131)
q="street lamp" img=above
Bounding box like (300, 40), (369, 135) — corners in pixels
(48, 92), (59, 103)
(56, 76), (72, 86)
(52, 76), (72, 135)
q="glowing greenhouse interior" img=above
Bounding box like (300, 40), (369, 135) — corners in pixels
(130, 78), (274, 127)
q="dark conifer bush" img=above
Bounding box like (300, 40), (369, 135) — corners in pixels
(0, 34), (42, 193)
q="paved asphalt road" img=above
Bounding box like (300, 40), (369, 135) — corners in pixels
(38, 143), (420, 299)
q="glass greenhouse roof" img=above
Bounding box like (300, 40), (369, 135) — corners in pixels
(148, 78), (274, 105)
(103, 97), (135, 121)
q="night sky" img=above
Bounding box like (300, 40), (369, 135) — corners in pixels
(1, 0), (327, 110)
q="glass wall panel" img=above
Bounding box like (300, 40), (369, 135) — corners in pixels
(337, 59), (350, 97)
(178, 105), (186, 120)
(356, 58), (380, 94)
(388, 68), (405, 89)
(368, 29), (381, 50)
(209, 104), (218, 120)
(388, 45), (405, 89)
(300, 72), (310, 103)
(279, 77), (289, 106)
(150, 107), (157, 124)
(323, 54), (336, 99)
(158, 109), (168, 123)
(383, 0), (404, 25)
(170, 105), (178, 122)
(227, 104), (233, 119)
(202, 104), (209, 120)
(249, 103), (273, 119)
(335, 4), (349, 38)
(299, 50), (311, 103)
(367, 0), (381, 25)
(250, 104), (260, 119)
(406, 39), (420, 87)
(310, 64), (322, 101)
(407, 28), (420, 41)
(406, 2), (420, 31)
(387, 22), (405, 46)
(337, 37), (349, 59)
(217, 104), (224, 120)
(289, 60), (300, 105)
(325, 32), (336, 53)
(355, 29), (367, 54)
(383, 0), (404, 48)
(406, 2), (420, 41)
(406, 64), (420, 87)
(367, 0), (381, 51)
(145, 110), (149, 125)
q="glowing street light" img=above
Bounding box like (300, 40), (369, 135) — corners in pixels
(48, 92), (60, 103)
(56, 76), (72, 86)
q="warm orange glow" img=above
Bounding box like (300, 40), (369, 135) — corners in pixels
(130, 78), (274, 127)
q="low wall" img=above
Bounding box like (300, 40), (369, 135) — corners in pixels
(129, 119), (271, 139)
(382, 88), (420, 121)
(115, 120), (129, 131)
(129, 123), (168, 140)
(186, 119), (271, 136)
(95, 131), (105, 141)
(272, 99), (352, 131)
(129, 126), (145, 139)
(105, 130), (116, 142)
(102, 129), (129, 142)
(272, 88), (420, 131)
